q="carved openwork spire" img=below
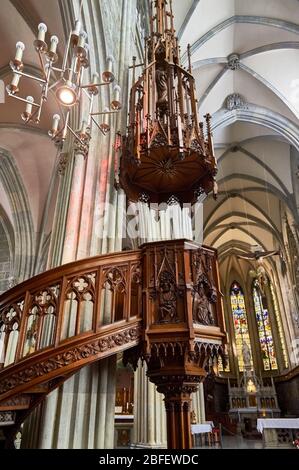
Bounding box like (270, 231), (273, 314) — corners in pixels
(119, 0), (218, 205)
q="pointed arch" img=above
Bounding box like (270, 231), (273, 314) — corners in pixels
(252, 278), (278, 371)
(230, 281), (253, 371)
(0, 148), (34, 282)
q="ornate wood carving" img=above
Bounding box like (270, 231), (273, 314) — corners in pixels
(0, 323), (141, 399)
(119, 0), (218, 204)
(191, 249), (218, 326)
(0, 411), (15, 424)
(0, 395), (30, 411)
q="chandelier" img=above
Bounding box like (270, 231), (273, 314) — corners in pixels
(6, 11), (122, 155)
(118, 0), (218, 206)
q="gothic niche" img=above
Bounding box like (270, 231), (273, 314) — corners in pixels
(192, 252), (217, 326)
(157, 270), (178, 323)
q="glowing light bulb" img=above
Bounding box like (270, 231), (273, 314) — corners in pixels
(56, 82), (77, 106)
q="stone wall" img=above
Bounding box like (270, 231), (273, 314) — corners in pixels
(0, 224), (11, 293)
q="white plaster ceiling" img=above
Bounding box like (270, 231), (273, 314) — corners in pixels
(173, 0), (299, 282)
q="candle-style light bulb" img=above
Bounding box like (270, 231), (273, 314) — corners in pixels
(38, 23), (47, 42)
(111, 85), (122, 110)
(102, 55), (115, 83)
(81, 43), (90, 67)
(71, 20), (82, 46)
(49, 114), (61, 137)
(87, 73), (99, 96)
(47, 35), (59, 62)
(6, 73), (21, 94)
(10, 41), (25, 71)
(80, 120), (88, 137)
(100, 107), (110, 133)
(74, 20), (82, 36)
(50, 36), (59, 54)
(34, 23), (48, 52)
(92, 73), (99, 85)
(78, 31), (87, 49)
(15, 42), (25, 63)
(21, 96), (34, 122)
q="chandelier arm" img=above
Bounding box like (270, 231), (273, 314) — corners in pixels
(48, 78), (62, 92)
(90, 111), (118, 117)
(80, 82), (110, 89)
(67, 124), (87, 146)
(87, 94), (94, 126)
(51, 66), (64, 73)
(61, 33), (72, 78)
(42, 64), (52, 101)
(81, 87), (92, 100)
(35, 93), (46, 123)
(91, 116), (107, 136)
(128, 62), (144, 70)
(10, 69), (47, 84)
(37, 50), (48, 79)
(6, 92), (41, 108)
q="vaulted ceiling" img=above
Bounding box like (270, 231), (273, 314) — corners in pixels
(173, 0), (299, 286)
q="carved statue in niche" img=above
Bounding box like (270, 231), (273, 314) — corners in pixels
(158, 270), (177, 322)
(192, 273), (215, 326)
(156, 68), (168, 103)
(155, 66), (168, 118)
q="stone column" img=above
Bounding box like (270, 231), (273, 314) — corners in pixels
(192, 384), (206, 423)
(132, 363), (166, 448)
(62, 149), (86, 264)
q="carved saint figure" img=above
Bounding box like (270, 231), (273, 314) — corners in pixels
(155, 68), (168, 104)
(193, 283), (215, 325)
(158, 271), (177, 322)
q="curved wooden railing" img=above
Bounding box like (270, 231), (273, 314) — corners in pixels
(0, 250), (143, 406)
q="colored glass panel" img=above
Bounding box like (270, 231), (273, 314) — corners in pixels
(270, 282), (288, 368)
(230, 282), (253, 371)
(253, 280), (277, 371)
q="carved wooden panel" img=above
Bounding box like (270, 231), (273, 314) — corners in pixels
(190, 249), (218, 326)
(145, 243), (187, 325)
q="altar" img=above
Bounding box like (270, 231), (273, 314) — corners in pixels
(191, 423), (221, 447)
(257, 418), (299, 448)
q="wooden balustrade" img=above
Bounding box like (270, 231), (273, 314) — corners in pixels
(0, 250), (142, 373)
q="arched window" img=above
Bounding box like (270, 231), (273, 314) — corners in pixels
(252, 279), (277, 371)
(269, 281), (288, 368)
(230, 282), (253, 371)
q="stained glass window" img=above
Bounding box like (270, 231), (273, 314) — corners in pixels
(253, 280), (277, 371)
(270, 281), (288, 368)
(230, 282), (253, 371)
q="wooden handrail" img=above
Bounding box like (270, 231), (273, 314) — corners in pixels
(0, 249), (142, 376)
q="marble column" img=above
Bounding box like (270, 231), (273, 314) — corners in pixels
(132, 363), (167, 448)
